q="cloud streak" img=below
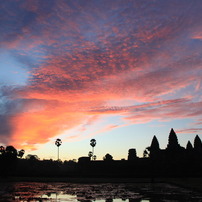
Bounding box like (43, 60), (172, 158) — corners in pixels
(176, 128), (202, 134)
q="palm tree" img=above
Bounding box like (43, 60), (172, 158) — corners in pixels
(55, 138), (62, 161)
(90, 139), (96, 157)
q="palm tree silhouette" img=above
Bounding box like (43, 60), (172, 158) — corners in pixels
(90, 139), (96, 158)
(55, 139), (62, 161)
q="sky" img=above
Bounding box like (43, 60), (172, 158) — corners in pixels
(0, 0), (202, 161)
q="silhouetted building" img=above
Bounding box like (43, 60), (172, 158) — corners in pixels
(194, 135), (202, 152)
(167, 128), (180, 150)
(128, 149), (137, 161)
(78, 156), (90, 164)
(186, 141), (193, 151)
(148, 136), (161, 159)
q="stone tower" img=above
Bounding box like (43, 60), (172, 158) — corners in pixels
(149, 135), (160, 158)
(167, 128), (180, 150)
(128, 148), (137, 161)
(194, 135), (202, 153)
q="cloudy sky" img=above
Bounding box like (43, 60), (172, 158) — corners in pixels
(0, 0), (202, 160)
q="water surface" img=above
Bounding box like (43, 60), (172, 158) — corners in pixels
(0, 182), (201, 201)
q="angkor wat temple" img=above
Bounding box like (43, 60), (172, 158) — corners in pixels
(144, 128), (202, 162)
(78, 128), (202, 177)
(1, 128), (201, 178)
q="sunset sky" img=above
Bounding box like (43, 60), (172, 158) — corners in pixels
(0, 0), (202, 160)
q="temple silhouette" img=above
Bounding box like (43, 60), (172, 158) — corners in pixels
(0, 128), (202, 178)
(77, 128), (202, 177)
(145, 128), (202, 160)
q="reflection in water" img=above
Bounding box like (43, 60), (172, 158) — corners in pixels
(42, 192), (77, 201)
(0, 182), (201, 201)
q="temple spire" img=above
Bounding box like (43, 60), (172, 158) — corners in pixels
(186, 141), (193, 150)
(167, 128), (180, 150)
(150, 135), (160, 150)
(149, 135), (160, 158)
(194, 135), (202, 152)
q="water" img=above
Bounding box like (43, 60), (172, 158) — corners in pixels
(0, 182), (201, 201)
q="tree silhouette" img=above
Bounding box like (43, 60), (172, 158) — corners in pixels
(103, 153), (113, 161)
(26, 154), (40, 160)
(90, 139), (96, 158)
(5, 146), (17, 157)
(143, 147), (150, 158)
(2, 146), (18, 174)
(18, 149), (25, 158)
(55, 139), (62, 161)
(88, 151), (93, 159)
(92, 155), (97, 161)
(0, 146), (5, 154)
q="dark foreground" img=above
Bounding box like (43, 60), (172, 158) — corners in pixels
(0, 177), (202, 201)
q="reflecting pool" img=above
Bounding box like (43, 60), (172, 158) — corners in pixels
(0, 182), (201, 201)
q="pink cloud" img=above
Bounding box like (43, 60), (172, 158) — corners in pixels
(124, 100), (202, 124)
(1, 0), (202, 149)
(176, 128), (202, 134)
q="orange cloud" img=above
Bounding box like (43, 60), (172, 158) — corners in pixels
(10, 101), (88, 149)
(1, 0), (202, 150)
